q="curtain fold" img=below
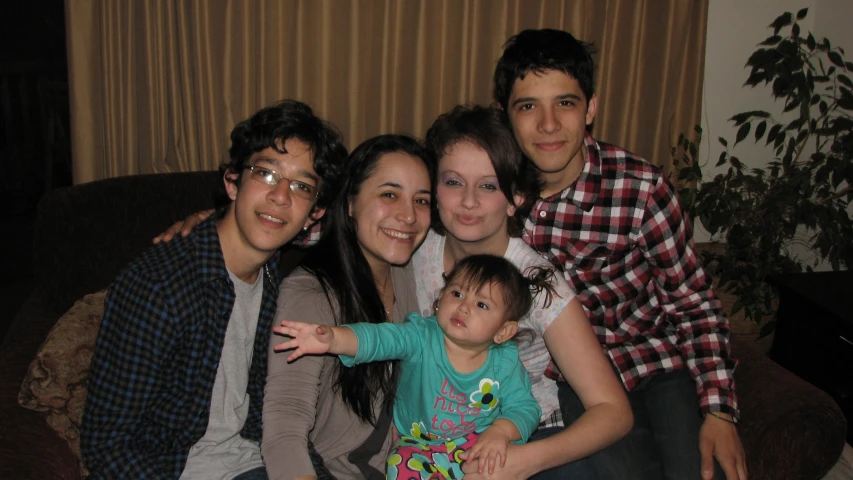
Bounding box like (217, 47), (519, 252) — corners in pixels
(66, 0), (708, 183)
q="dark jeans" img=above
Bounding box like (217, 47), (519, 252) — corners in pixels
(559, 368), (725, 480)
(233, 466), (268, 480)
(527, 426), (598, 480)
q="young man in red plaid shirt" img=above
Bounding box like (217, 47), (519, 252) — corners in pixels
(491, 29), (746, 480)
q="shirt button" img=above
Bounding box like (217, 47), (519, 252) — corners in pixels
(539, 211), (547, 218)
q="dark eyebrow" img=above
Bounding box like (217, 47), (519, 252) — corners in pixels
(510, 96), (537, 108)
(296, 170), (320, 184)
(557, 93), (583, 102)
(510, 93), (583, 108)
(379, 182), (431, 196)
(256, 156), (319, 184)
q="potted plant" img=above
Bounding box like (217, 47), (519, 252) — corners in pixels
(672, 8), (853, 336)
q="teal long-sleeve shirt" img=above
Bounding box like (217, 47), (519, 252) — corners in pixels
(341, 313), (541, 445)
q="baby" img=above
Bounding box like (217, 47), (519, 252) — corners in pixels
(275, 254), (555, 479)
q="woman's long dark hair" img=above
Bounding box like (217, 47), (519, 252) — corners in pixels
(301, 134), (433, 424)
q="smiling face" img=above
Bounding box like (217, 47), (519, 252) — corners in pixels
(436, 279), (517, 349)
(507, 69), (597, 196)
(349, 152), (432, 271)
(436, 142), (519, 250)
(220, 138), (323, 266)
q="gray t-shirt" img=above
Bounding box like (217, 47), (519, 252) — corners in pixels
(180, 269), (266, 479)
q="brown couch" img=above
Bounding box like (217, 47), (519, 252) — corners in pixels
(0, 171), (847, 479)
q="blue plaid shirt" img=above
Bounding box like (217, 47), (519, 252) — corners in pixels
(81, 213), (281, 479)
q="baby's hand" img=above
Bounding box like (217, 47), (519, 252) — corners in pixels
(272, 320), (335, 361)
(460, 423), (514, 474)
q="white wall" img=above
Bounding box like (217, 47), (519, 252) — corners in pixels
(699, 0), (852, 269)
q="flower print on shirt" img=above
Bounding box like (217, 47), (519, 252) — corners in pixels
(469, 378), (500, 411)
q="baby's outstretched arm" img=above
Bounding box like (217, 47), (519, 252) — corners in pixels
(273, 320), (358, 362)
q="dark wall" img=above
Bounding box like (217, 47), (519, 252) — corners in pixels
(0, 0), (71, 202)
(0, 0), (70, 342)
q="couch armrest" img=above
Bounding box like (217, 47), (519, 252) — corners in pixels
(0, 295), (81, 479)
(732, 336), (847, 480)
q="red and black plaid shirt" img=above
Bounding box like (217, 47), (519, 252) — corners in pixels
(525, 133), (738, 417)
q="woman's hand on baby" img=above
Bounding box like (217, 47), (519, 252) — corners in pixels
(152, 209), (215, 244)
(273, 320), (335, 362)
(459, 422), (514, 474)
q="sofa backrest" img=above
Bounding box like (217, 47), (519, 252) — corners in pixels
(32, 171), (222, 314)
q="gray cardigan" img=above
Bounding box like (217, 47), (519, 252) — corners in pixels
(262, 264), (419, 479)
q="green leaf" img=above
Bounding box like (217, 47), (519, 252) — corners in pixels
(730, 111), (770, 125)
(745, 71), (766, 87)
(839, 74), (853, 89)
(770, 165), (780, 177)
(755, 121), (767, 141)
(792, 23), (800, 39)
(807, 33), (816, 51)
(785, 117), (805, 131)
(718, 137), (728, 147)
(730, 156), (743, 169)
(766, 123), (782, 145)
(735, 123), (751, 145)
(782, 96), (801, 112)
(846, 61), (853, 71)
(796, 8), (808, 20)
(829, 51), (844, 67)
(773, 77), (789, 97)
(716, 152), (727, 167)
(770, 12), (793, 34)
(759, 35), (782, 46)
(839, 89), (853, 110)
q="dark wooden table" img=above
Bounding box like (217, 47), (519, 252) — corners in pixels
(769, 271), (853, 443)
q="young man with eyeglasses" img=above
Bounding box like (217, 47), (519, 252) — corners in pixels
(81, 100), (346, 480)
(459, 29), (747, 480)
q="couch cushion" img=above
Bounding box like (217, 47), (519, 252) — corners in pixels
(18, 290), (106, 477)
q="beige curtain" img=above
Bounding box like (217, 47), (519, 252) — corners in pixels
(66, 0), (707, 184)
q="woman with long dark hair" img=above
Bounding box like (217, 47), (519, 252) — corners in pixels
(262, 134), (433, 479)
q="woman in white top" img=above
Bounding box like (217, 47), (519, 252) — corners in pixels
(414, 105), (632, 480)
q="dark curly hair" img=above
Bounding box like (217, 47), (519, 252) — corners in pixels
(222, 99), (347, 213)
(493, 29), (597, 111)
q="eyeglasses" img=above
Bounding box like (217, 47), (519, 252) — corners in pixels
(243, 165), (319, 200)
